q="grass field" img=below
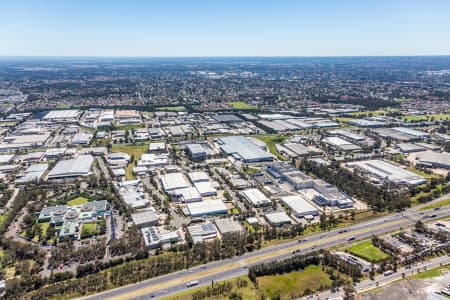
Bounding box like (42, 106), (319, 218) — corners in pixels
(412, 265), (449, 279)
(112, 124), (145, 131)
(81, 223), (99, 238)
(258, 265), (333, 299)
(347, 240), (390, 262)
(112, 144), (149, 179)
(68, 197), (89, 206)
(254, 134), (287, 161)
(402, 114), (450, 122)
(156, 106), (187, 112)
(229, 101), (257, 110)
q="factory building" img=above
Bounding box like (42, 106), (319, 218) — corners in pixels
(217, 136), (273, 163)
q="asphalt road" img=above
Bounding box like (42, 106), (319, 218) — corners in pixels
(307, 254), (450, 300)
(78, 206), (450, 300)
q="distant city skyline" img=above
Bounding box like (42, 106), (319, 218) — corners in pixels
(1, 0), (450, 57)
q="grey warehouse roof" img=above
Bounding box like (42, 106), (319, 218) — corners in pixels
(218, 136), (273, 162)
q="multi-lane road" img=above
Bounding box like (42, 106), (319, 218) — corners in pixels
(79, 206), (450, 300)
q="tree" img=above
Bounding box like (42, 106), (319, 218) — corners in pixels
(343, 283), (355, 300)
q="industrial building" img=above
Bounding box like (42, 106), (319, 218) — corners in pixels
(159, 173), (190, 192)
(188, 222), (218, 243)
(131, 211), (159, 228)
(42, 110), (81, 122)
(347, 160), (426, 186)
(214, 218), (243, 234)
(185, 143), (207, 161)
(217, 136), (274, 163)
(186, 200), (227, 217)
(47, 155), (94, 179)
(322, 136), (361, 152)
(264, 211), (293, 226)
(241, 188), (272, 207)
(16, 164), (48, 183)
(141, 227), (180, 249)
(280, 195), (319, 217)
(414, 151), (450, 169)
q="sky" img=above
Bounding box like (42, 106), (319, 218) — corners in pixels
(1, 0), (450, 57)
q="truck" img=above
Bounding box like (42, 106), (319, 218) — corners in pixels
(186, 280), (199, 287)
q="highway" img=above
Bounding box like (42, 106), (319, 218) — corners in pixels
(79, 206), (450, 300)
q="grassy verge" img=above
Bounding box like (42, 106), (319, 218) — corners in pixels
(420, 198), (450, 210)
(411, 265), (449, 279)
(347, 240), (390, 262)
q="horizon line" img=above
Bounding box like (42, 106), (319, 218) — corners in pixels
(1, 54), (450, 59)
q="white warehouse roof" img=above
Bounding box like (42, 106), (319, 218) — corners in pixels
(186, 200), (227, 217)
(241, 188), (271, 207)
(281, 195), (319, 217)
(159, 173), (190, 192)
(47, 155), (94, 179)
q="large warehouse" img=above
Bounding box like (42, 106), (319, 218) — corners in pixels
(47, 155), (94, 179)
(186, 200), (227, 217)
(347, 160), (426, 186)
(414, 151), (450, 169)
(281, 195), (319, 217)
(159, 173), (190, 192)
(241, 188), (272, 207)
(217, 136), (273, 163)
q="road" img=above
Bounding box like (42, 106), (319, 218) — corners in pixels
(307, 254), (450, 300)
(78, 206), (450, 300)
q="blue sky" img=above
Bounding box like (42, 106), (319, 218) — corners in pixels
(1, 0), (450, 56)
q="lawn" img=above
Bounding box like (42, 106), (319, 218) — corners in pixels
(156, 106), (187, 112)
(112, 144), (149, 179)
(347, 240), (390, 262)
(39, 222), (50, 237)
(258, 265), (333, 299)
(68, 197), (89, 206)
(80, 223), (99, 239)
(0, 213), (7, 227)
(254, 134), (287, 161)
(229, 101), (257, 110)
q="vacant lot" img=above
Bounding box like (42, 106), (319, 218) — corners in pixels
(258, 265), (333, 299)
(112, 144), (148, 179)
(348, 240), (390, 262)
(254, 134), (287, 161)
